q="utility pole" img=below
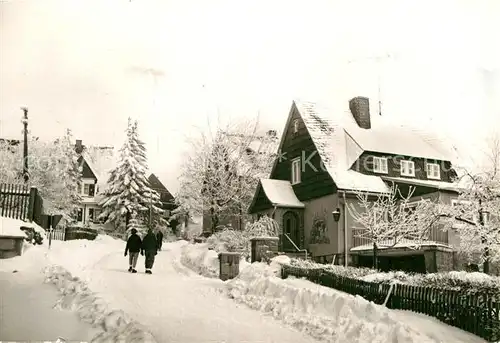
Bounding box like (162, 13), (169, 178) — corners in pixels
(347, 53), (395, 116)
(21, 107), (29, 183)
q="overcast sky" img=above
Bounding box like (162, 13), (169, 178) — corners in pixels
(1, 0), (499, 193)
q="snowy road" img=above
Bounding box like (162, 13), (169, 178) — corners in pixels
(0, 270), (99, 342)
(78, 245), (319, 343)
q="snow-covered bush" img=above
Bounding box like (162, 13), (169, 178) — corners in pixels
(207, 227), (248, 254)
(289, 258), (375, 279)
(206, 216), (279, 260)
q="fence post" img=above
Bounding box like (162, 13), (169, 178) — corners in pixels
(48, 215), (53, 249)
(27, 187), (37, 222)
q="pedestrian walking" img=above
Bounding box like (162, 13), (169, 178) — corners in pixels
(156, 229), (164, 252)
(124, 228), (142, 273)
(142, 228), (158, 274)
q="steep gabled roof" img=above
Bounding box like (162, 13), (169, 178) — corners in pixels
(148, 173), (173, 197)
(78, 146), (116, 188)
(267, 99), (464, 194)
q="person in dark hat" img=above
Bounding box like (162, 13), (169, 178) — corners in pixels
(124, 228), (142, 273)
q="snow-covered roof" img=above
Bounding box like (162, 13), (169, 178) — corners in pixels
(292, 99), (464, 193)
(259, 179), (305, 208)
(81, 146), (117, 188)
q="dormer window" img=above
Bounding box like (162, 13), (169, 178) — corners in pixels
(293, 119), (299, 134)
(426, 162), (440, 180)
(400, 160), (415, 177)
(373, 157), (388, 174)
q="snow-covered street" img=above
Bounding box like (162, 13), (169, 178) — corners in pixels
(53, 240), (318, 343)
(0, 233), (490, 343)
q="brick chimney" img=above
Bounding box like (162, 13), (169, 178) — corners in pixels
(75, 139), (83, 154)
(349, 96), (371, 129)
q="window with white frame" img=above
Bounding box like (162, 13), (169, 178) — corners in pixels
(400, 160), (415, 177)
(373, 157), (388, 174)
(291, 158), (301, 184)
(426, 162), (440, 180)
(83, 183), (95, 196)
(293, 119), (299, 134)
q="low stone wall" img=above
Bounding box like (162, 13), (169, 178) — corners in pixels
(0, 236), (24, 259)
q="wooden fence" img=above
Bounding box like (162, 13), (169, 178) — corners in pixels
(0, 183), (31, 220)
(282, 265), (500, 342)
(0, 183), (66, 240)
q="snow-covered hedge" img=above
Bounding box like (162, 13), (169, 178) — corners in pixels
(44, 265), (157, 343)
(206, 216), (279, 259)
(286, 258), (500, 296)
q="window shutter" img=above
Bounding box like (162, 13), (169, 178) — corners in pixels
(89, 208), (94, 221)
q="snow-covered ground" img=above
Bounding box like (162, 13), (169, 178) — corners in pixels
(1, 227), (488, 343)
(182, 242), (487, 343)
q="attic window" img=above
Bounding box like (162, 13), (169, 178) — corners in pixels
(373, 157), (388, 174)
(400, 160), (415, 177)
(291, 157), (301, 185)
(293, 119), (299, 133)
(426, 163), (440, 180)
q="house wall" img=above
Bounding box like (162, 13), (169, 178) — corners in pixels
(303, 193), (340, 258)
(353, 152), (456, 183)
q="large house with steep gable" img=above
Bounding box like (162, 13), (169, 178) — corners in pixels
(74, 139), (116, 226)
(247, 96), (485, 273)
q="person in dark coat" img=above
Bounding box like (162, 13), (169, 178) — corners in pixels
(124, 228), (142, 273)
(156, 229), (164, 251)
(141, 228), (158, 274)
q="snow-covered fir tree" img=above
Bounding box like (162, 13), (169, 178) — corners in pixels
(98, 118), (165, 233)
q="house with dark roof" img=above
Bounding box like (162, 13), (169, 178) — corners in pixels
(74, 139), (116, 225)
(148, 173), (176, 213)
(248, 96), (469, 273)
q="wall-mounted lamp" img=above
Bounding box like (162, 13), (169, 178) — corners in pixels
(332, 208), (341, 222)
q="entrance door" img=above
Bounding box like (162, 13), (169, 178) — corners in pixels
(282, 211), (299, 251)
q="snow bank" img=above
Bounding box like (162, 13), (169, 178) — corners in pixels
(47, 235), (123, 275)
(44, 265), (157, 343)
(180, 243), (220, 278)
(180, 242), (250, 278)
(225, 257), (486, 343)
(0, 216), (29, 237)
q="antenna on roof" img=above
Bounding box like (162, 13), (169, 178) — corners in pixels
(378, 73), (382, 116)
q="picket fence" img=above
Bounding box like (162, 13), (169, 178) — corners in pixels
(282, 265), (500, 342)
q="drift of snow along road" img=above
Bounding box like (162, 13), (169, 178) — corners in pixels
(182, 243), (488, 343)
(47, 238), (319, 343)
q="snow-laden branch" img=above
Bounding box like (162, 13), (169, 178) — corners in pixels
(176, 116), (277, 231)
